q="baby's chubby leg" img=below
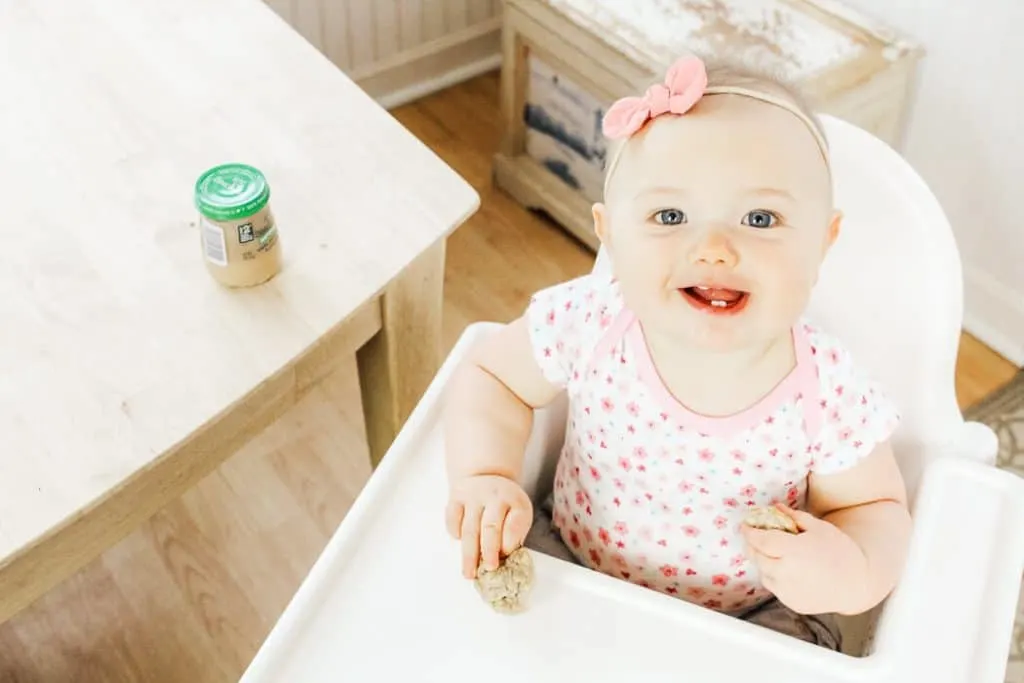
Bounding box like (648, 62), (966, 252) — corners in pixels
(739, 598), (843, 651)
(523, 494), (581, 565)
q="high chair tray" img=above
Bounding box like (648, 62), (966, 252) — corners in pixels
(239, 323), (1024, 683)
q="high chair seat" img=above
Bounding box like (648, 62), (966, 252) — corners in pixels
(239, 115), (1024, 682)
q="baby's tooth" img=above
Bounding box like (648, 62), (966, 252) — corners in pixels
(711, 300), (726, 307)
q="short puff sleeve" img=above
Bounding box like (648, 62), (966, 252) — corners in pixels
(807, 335), (901, 476)
(524, 273), (620, 389)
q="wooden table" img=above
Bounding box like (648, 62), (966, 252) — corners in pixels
(0, 0), (479, 625)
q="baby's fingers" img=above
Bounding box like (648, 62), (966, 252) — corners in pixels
(741, 525), (797, 559)
(460, 504), (483, 578)
(502, 505), (532, 556)
(773, 503), (822, 532)
(479, 501), (510, 571)
(445, 500), (464, 539)
(749, 549), (783, 576)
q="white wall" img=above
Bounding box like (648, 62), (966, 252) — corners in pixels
(841, 0), (1024, 365)
(261, 0), (502, 106)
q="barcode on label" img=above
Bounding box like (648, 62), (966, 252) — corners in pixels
(201, 220), (227, 266)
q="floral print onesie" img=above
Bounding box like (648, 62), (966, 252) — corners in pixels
(521, 272), (900, 649)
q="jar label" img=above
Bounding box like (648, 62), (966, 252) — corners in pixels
(201, 218), (228, 266)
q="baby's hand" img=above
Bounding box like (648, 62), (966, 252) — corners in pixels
(446, 474), (534, 579)
(741, 504), (869, 615)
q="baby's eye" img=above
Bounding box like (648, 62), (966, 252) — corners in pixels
(743, 210), (778, 229)
(653, 209), (687, 225)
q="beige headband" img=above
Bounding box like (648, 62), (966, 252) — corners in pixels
(600, 57), (831, 199)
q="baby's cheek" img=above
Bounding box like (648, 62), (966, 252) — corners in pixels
(765, 260), (817, 311)
(616, 264), (669, 306)
(777, 277), (814, 308)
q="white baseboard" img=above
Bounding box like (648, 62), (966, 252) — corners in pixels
(962, 266), (1024, 367)
(348, 19), (502, 111)
(375, 53), (502, 110)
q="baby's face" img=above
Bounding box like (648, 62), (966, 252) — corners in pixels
(594, 94), (839, 353)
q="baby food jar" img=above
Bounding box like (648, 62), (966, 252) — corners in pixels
(194, 162), (282, 287)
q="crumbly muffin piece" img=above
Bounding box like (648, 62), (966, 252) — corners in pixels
(744, 506), (799, 534)
(474, 547), (534, 614)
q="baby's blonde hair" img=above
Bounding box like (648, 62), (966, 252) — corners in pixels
(704, 58), (827, 141)
(602, 57), (830, 200)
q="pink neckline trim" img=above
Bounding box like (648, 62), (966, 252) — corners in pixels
(625, 316), (820, 437)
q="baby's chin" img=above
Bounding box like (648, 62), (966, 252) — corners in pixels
(668, 324), (759, 355)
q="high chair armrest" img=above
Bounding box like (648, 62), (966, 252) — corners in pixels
(953, 420), (1001, 465)
(870, 448), (1024, 683)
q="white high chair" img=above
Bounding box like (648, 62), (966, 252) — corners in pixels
(238, 114), (1024, 682)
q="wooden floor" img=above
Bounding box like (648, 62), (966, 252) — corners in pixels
(0, 71), (1017, 682)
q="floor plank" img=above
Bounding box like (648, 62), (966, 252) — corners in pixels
(0, 70), (1017, 682)
(956, 331), (1018, 409)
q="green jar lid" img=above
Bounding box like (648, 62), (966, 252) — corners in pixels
(194, 163), (270, 221)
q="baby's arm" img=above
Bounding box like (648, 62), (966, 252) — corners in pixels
(444, 315), (562, 483)
(444, 273), (601, 575)
(443, 314), (565, 575)
(806, 441), (912, 614)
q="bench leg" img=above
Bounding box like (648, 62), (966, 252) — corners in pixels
(356, 240), (446, 468)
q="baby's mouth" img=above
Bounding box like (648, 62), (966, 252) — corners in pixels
(680, 285), (750, 314)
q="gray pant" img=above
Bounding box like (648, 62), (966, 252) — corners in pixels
(524, 495), (842, 651)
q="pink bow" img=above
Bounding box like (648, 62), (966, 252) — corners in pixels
(601, 56), (708, 139)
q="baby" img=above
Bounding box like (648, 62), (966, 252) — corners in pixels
(443, 55), (912, 650)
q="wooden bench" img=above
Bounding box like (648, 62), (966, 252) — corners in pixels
(493, 0), (924, 251)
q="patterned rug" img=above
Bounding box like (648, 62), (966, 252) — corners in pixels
(964, 372), (1024, 682)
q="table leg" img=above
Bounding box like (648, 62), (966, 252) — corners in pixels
(356, 240), (446, 468)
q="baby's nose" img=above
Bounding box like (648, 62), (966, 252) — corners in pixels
(691, 227), (738, 267)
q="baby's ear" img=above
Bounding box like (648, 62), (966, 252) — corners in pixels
(826, 210), (843, 249)
(592, 202), (610, 245)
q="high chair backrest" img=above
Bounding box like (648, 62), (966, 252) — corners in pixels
(591, 114), (968, 502)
